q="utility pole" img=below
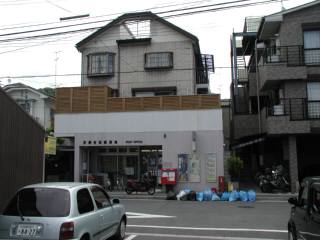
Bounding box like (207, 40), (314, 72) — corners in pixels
(54, 51), (61, 88)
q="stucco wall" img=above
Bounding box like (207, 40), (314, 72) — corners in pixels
(79, 19), (196, 96)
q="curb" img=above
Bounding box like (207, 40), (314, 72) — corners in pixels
(109, 192), (296, 201)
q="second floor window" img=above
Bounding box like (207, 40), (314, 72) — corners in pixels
(145, 52), (173, 69)
(304, 30), (320, 65)
(88, 53), (114, 76)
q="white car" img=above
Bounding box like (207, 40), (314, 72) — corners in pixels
(0, 182), (126, 240)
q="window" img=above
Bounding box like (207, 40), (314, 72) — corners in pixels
(88, 53), (114, 76)
(145, 52), (173, 69)
(3, 188), (70, 217)
(77, 188), (94, 214)
(307, 82), (320, 118)
(304, 30), (320, 65)
(91, 187), (111, 209)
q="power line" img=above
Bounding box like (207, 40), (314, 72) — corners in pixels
(0, 67), (234, 79)
(0, 0), (283, 42)
(0, 0), (227, 31)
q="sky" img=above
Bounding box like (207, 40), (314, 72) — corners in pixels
(0, 0), (314, 98)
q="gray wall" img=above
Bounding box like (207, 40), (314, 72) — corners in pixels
(79, 19), (197, 97)
(0, 88), (44, 212)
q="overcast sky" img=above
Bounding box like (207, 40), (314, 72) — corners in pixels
(0, 0), (313, 98)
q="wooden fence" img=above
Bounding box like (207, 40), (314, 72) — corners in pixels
(55, 86), (220, 113)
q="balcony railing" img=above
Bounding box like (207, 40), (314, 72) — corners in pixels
(260, 45), (320, 66)
(267, 98), (320, 120)
(55, 86), (220, 113)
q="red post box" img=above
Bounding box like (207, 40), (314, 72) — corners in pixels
(218, 176), (225, 192)
(161, 168), (177, 185)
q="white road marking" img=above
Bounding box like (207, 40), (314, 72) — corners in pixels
(125, 234), (137, 240)
(126, 212), (176, 219)
(127, 225), (287, 233)
(127, 232), (284, 240)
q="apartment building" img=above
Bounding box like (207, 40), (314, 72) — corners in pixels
(54, 12), (223, 191)
(230, 1), (320, 192)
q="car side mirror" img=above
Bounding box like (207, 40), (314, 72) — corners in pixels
(288, 197), (298, 206)
(113, 199), (120, 204)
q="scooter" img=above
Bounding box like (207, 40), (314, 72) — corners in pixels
(125, 173), (155, 195)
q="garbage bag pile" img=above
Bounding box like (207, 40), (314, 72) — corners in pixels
(173, 188), (256, 202)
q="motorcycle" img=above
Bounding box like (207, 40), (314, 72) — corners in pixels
(125, 173), (156, 195)
(257, 164), (290, 193)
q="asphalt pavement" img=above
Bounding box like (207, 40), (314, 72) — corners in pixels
(119, 198), (291, 240)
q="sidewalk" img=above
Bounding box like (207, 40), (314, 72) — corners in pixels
(109, 191), (296, 201)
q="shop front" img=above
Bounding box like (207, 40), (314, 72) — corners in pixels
(80, 145), (162, 190)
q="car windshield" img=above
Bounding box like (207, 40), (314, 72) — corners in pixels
(3, 188), (70, 217)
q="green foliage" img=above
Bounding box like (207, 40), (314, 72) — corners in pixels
(38, 87), (55, 97)
(227, 154), (244, 181)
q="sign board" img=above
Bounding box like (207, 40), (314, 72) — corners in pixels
(206, 153), (217, 182)
(45, 136), (56, 155)
(189, 153), (200, 182)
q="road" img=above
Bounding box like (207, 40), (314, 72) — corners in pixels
(120, 198), (291, 240)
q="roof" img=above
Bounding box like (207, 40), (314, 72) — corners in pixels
(21, 182), (97, 190)
(267, 0), (320, 19)
(3, 83), (54, 100)
(76, 11), (199, 50)
(258, 0), (320, 40)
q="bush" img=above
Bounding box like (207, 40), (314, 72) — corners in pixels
(227, 154), (244, 181)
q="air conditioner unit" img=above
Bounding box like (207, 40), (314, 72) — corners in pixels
(273, 105), (284, 115)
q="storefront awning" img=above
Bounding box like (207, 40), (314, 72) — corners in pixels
(232, 137), (265, 150)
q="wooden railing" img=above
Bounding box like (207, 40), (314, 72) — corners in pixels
(55, 86), (220, 113)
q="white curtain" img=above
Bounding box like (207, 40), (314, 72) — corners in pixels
(307, 82), (320, 118)
(304, 31), (320, 65)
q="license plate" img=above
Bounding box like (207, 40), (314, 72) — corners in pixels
(16, 224), (41, 237)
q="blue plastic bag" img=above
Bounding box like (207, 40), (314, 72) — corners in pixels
(229, 191), (239, 202)
(220, 192), (230, 201)
(183, 187), (191, 194)
(196, 192), (204, 201)
(248, 190), (256, 202)
(239, 191), (248, 202)
(203, 188), (213, 201)
(211, 192), (220, 201)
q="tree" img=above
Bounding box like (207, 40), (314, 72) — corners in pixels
(227, 154), (244, 181)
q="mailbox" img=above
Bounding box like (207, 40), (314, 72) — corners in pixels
(161, 168), (177, 185)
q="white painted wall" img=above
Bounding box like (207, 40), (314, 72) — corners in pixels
(55, 109), (223, 136)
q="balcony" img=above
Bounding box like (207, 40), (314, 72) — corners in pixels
(267, 98), (320, 121)
(233, 114), (259, 140)
(55, 86), (220, 114)
(258, 46), (312, 90)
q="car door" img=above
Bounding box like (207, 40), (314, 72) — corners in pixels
(307, 184), (320, 240)
(90, 186), (117, 240)
(76, 188), (100, 240)
(294, 184), (309, 240)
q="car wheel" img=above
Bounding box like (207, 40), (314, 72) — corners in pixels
(113, 218), (126, 240)
(288, 227), (296, 240)
(147, 186), (155, 195)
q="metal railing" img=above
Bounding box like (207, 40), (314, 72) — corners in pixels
(267, 98), (320, 120)
(260, 46), (320, 66)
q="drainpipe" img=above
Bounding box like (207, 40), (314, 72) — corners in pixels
(255, 39), (262, 134)
(117, 44), (121, 97)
